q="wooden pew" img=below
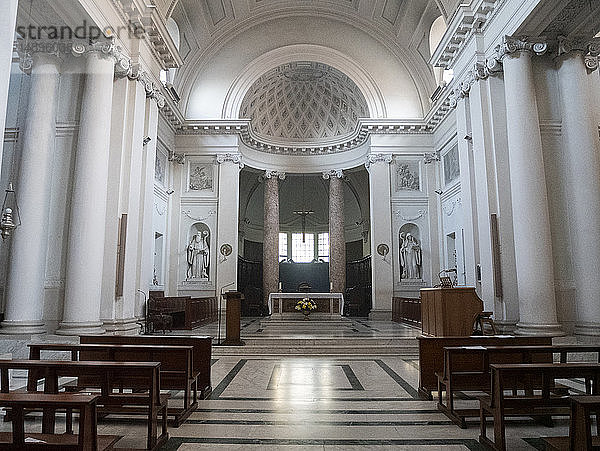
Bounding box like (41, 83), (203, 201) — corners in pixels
(479, 363), (600, 451)
(541, 395), (600, 450)
(417, 335), (552, 400)
(81, 335), (212, 399)
(0, 360), (168, 451)
(437, 344), (600, 427)
(0, 393), (121, 450)
(28, 343), (196, 427)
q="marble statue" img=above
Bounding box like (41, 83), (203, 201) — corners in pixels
(400, 233), (421, 279)
(187, 230), (210, 279)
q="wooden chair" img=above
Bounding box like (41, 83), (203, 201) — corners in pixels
(147, 298), (173, 333)
(473, 311), (497, 335)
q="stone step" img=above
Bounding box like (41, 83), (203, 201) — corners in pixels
(213, 335), (418, 356)
(213, 345), (418, 356)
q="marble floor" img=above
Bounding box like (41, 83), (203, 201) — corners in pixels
(0, 318), (589, 450)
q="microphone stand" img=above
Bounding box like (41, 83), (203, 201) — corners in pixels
(217, 281), (236, 345)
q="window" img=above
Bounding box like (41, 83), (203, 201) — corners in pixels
(291, 233), (314, 262)
(279, 233), (288, 262)
(318, 232), (329, 262)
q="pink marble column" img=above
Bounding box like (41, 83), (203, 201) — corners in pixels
(263, 171), (284, 310)
(324, 170), (346, 294)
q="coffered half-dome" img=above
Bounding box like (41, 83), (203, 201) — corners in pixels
(239, 61), (370, 147)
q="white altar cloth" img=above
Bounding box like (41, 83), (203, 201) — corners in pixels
(268, 292), (344, 316)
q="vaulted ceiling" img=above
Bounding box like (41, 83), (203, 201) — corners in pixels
(170, 0), (452, 120)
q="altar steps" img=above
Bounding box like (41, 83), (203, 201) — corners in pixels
(213, 336), (418, 356)
(213, 318), (419, 356)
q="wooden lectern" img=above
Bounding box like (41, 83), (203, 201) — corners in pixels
(420, 287), (483, 336)
(222, 291), (245, 346)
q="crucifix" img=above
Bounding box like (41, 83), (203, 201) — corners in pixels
(293, 175), (314, 242)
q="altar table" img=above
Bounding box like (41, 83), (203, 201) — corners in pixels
(268, 292), (344, 317)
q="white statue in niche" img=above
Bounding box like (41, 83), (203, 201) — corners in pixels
(400, 232), (422, 279)
(187, 230), (210, 279)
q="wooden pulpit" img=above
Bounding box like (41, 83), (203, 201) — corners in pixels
(222, 291), (245, 346)
(420, 287), (483, 336)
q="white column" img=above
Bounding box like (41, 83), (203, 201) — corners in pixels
(57, 45), (119, 335)
(556, 40), (600, 336)
(0, 0), (18, 167)
(497, 37), (562, 336)
(215, 153), (243, 297)
(1, 52), (61, 334)
(366, 153), (393, 321)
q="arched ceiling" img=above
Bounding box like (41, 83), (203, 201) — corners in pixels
(240, 61), (369, 146)
(171, 0), (448, 120)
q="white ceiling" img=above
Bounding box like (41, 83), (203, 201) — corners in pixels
(171, 0), (450, 120)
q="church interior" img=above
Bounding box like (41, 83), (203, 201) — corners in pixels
(0, 0), (600, 449)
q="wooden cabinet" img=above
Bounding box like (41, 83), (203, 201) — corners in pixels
(420, 287), (483, 336)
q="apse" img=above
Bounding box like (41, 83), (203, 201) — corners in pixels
(239, 61), (369, 148)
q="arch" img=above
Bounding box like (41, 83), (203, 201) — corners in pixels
(429, 16), (446, 57)
(164, 17), (180, 85)
(222, 44), (387, 120)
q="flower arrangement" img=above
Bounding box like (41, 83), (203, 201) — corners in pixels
(295, 297), (317, 312)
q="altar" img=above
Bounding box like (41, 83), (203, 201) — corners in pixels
(268, 293), (344, 318)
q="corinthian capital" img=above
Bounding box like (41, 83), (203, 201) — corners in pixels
(322, 169), (344, 179)
(15, 40), (64, 74)
(71, 40), (132, 78)
(557, 36), (600, 72)
(264, 170), (286, 180)
(365, 153), (393, 168)
(216, 153), (244, 168)
(129, 67), (166, 107)
(495, 35), (548, 60)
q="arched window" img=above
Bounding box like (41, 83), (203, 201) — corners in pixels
(161, 17), (181, 85)
(429, 16), (453, 86)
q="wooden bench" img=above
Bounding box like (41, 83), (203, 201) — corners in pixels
(0, 393), (121, 450)
(479, 363), (600, 451)
(0, 360), (168, 451)
(81, 335), (212, 399)
(417, 335), (552, 400)
(28, 343), (196, 427)
(541, 395), (600, 450)
(437, 344), (600, 427)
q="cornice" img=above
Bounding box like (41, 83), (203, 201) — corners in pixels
(431, 0), (504, 69)
(109, 0), (183, 69)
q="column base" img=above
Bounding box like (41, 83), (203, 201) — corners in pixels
(493, 320), (518, 334)
(102, 317), (142, 335)
(0, 320), (46, 335)
(515, 322), (565, 337)
(368, 310), (392, 321)
(55, 321), (105, 336)
(574, 322), (600, 337)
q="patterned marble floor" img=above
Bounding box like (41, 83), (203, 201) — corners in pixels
(0, 319), (586, 450)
